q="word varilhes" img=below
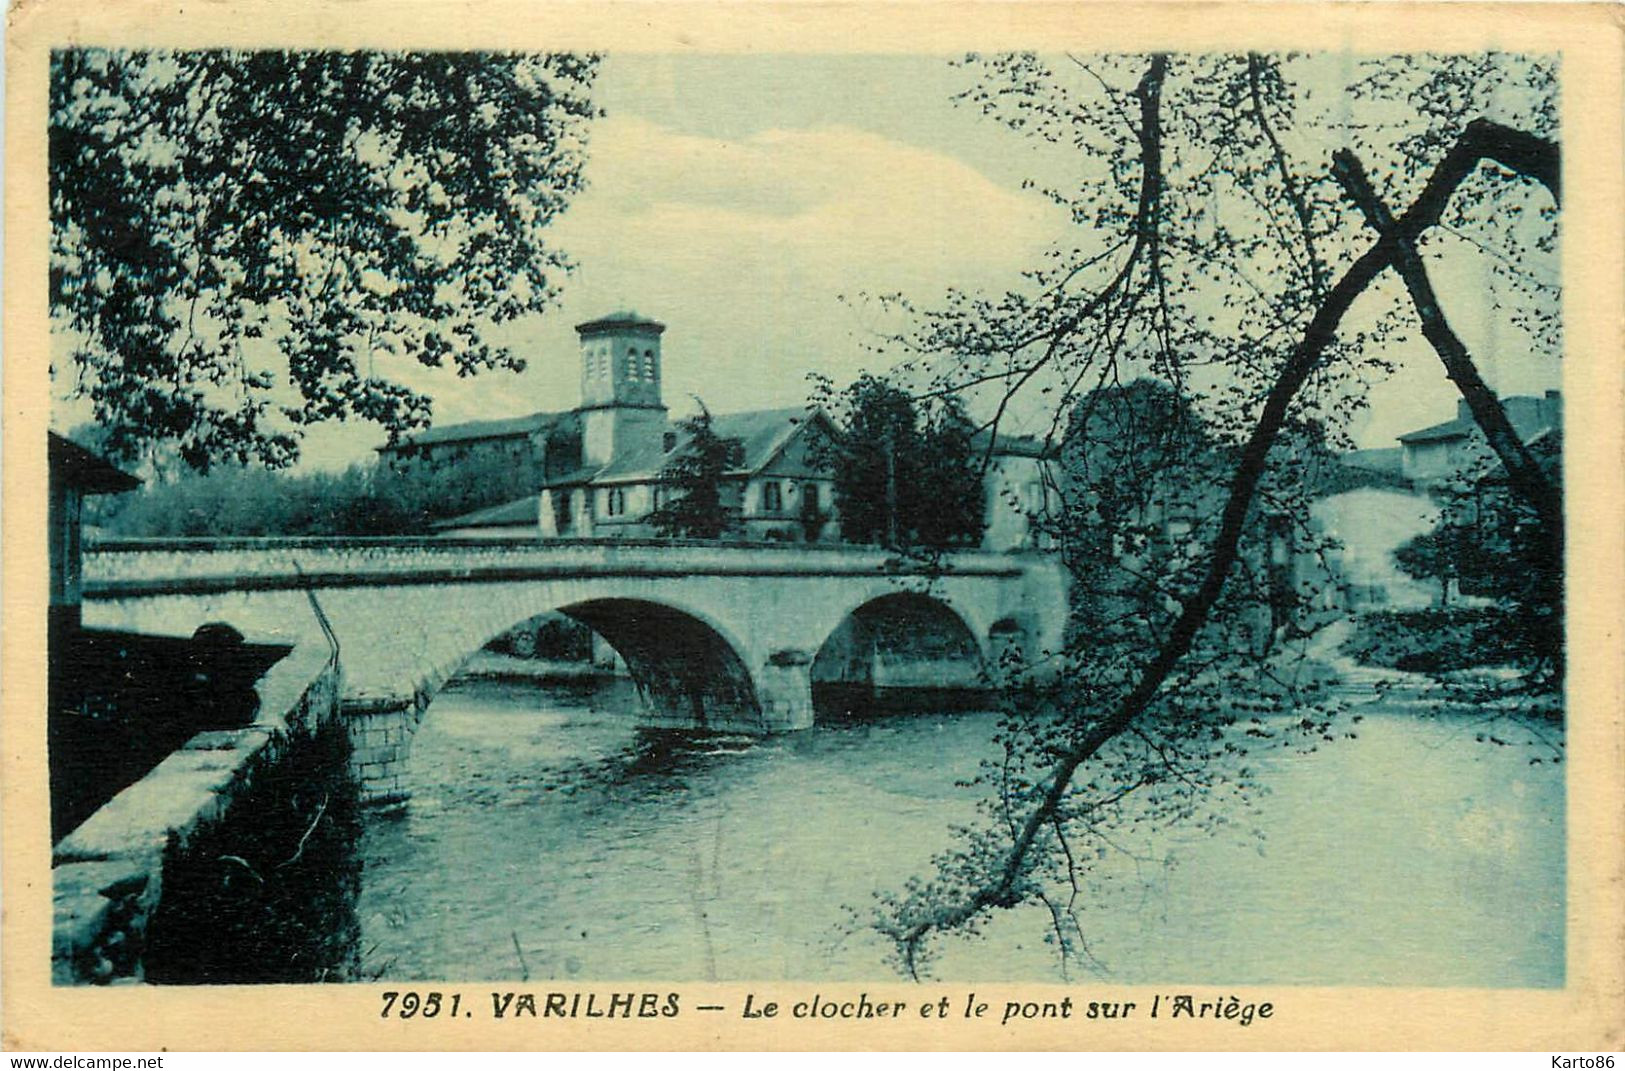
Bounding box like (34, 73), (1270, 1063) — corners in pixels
(377, 992), (680, 1019)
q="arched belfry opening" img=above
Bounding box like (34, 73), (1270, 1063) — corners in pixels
(810, 593), (988, 722)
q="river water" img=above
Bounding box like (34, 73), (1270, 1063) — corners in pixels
(356, 676), (1563, 986)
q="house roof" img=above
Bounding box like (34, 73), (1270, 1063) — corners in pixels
(378, 411), (562, 451)
(714, 406), (829, 475)
(1474, 426), (1563, 484)
(972, 431), (1053, 459)
(49, 432), (141, 494)
(1396, 416), (1474, 445)
(1342, 446), (1405, 474)
(1396, 394), (1561, 447)
(430, 494), (539, 530)
(555, 406), (832, 487)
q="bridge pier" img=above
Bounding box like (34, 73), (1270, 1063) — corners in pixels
(756, 650), (816, 731)
(345, 693), (423, 807)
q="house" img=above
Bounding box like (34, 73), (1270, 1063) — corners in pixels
(49, 432), (140, 637)
(538, 404), (843, 542)
(1397, 390), (1560, 483)
(974, 432), (1056, 552)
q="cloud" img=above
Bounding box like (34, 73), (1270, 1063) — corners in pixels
(510, 118), (1065, 418)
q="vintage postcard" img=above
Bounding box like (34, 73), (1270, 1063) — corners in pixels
(4, 0), (1622, 1053)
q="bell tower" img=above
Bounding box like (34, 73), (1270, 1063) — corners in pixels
(575, 310), (668, 467)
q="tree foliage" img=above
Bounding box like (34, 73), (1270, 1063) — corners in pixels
(814, 373), (985, 550)
(646, 402), (744, 540)
(858, 52), (1561, 977)
(1391, 445), (1564, 701)
(51, 49), (599, 472)
(85, 445), (540, 537)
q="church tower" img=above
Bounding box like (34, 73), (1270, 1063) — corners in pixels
(575, 311), (668, 467)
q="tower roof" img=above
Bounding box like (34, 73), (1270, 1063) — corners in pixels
(575, 310), (666, 336)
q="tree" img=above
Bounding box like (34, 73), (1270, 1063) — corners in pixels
(1394, 523), (1478, 606)
(817, 373), (984, 549)
(856, 52), (1561, 976)
(646, 402), (744, 540)
(915, 397), (987, 548)
(51, 49), (599, 472)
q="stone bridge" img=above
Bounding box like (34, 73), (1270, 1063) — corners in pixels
(82, 537), (1068, 803)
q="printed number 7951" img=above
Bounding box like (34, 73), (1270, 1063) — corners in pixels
(380, 991), (462, 1019)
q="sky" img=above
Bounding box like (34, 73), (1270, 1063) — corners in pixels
(54, 53), (1562, 470)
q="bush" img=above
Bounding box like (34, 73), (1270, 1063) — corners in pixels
(142, 716), (362, 983)
(1346, 607), (1522, 674)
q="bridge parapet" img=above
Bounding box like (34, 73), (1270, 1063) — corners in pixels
(85, 536), (1026, 598)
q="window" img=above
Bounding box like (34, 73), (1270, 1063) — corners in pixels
(554, 490), (573, 532)
(643, 351), (656, 379)
(762, 481), (783, 513)
(801, 483), (819, 516)
(607, 488), (626, 517)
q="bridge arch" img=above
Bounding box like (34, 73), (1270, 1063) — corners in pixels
(410, 593), (764, 730)
(553, 598), (759, 728)
(809, 591), (990, 722)
(347, 589), (775, 805)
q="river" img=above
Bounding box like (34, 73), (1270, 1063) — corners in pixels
(356, 676), (1563, 986)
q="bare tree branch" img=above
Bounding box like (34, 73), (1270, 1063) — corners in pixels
(891, 114), (1562, 970)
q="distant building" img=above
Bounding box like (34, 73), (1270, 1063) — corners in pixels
(376, 410), (582, 485)
(974, 433), (1055, 552)
(421, 309), (1058, 548)
(1397, 391), (1561, 483)
(426, 312), (842, 542)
